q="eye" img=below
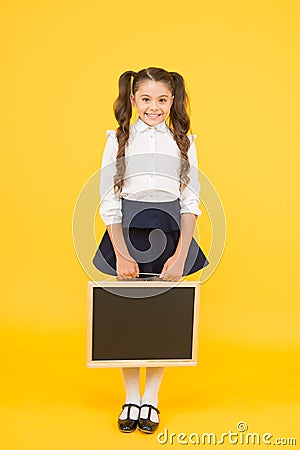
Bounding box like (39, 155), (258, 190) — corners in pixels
(159, 99), (167, 103)
(142, 98), (150, 102)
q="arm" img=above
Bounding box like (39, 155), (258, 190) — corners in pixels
(160, 213), (197, 281)
(106, 223), (139, 279)
(160, 136), (201, 281)
(174, 213), (197, 260)
(99, 131), (139, 279)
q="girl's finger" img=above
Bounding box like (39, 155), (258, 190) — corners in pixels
(160, 263), (168, 278)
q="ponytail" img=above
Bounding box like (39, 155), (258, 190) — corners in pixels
(113, 70), (136, 193)
(169, 71), (191, 191)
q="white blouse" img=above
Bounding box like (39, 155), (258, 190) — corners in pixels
(99, 117), (202, 225)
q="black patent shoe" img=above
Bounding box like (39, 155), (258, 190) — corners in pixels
(118, 403), (141, 433)
(138, 404), (160, 434)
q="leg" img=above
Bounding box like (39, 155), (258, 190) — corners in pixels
(119, 368), (141, 420)
(140, 367), (164, 422)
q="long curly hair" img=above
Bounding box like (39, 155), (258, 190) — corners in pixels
(113, 67), (192, 193)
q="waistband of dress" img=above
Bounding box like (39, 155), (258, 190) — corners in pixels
(121, 198), (181, 231)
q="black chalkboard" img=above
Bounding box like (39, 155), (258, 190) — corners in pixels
(87, 281), (200, 367)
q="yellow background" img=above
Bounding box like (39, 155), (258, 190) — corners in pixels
(1, 0), (299, 448)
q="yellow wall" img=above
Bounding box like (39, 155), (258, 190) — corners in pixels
(1, 1), (299, 449)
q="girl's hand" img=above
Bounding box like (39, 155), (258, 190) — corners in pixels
(116, 254), (140, 280)
(159, 254), (185, 282)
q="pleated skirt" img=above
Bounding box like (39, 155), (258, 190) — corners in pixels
(92, 198), (209, 277)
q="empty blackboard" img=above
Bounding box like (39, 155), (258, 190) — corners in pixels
(87, 281), (200, 367)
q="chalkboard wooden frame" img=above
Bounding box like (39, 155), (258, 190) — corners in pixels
(87, 280), (200, 368)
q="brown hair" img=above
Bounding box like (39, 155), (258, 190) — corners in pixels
(113, 67), (192, 193)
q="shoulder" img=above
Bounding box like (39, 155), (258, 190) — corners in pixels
(105, 128), (136, 141)
(104, 130), (118, 152)
(101, 130), (118, 164)
(188, 133), (197, 144)
(106, 129), (117, 139)
(167, 129), (197, 143)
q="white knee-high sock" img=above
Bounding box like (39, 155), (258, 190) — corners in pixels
(140, 367), (164, 422)
(119, 367), (141, 420)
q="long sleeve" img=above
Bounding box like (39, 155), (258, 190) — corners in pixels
(99, 130), (123, 225)
(179, 136), (202, 217)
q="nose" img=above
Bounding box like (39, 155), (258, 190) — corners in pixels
(148, 100), (159, 110)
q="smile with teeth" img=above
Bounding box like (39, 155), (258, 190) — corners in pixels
(145, 113), (161, 117)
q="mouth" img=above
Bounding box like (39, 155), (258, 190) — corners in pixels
(145, 113), (162, 118)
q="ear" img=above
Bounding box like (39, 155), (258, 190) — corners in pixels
(170, 95), (174, 106)
(130, 94), (136, 108)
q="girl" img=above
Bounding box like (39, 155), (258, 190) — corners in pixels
(93, 67), (209, 433)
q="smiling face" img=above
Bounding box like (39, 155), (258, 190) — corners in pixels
(130, 80), (173, 126)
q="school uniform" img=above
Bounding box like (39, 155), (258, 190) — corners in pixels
(92, 117), (209, 277)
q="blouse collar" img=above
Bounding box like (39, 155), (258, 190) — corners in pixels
(133, 116), (168, 133)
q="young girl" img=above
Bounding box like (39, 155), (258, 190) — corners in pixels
(93, 67), (209, 433)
